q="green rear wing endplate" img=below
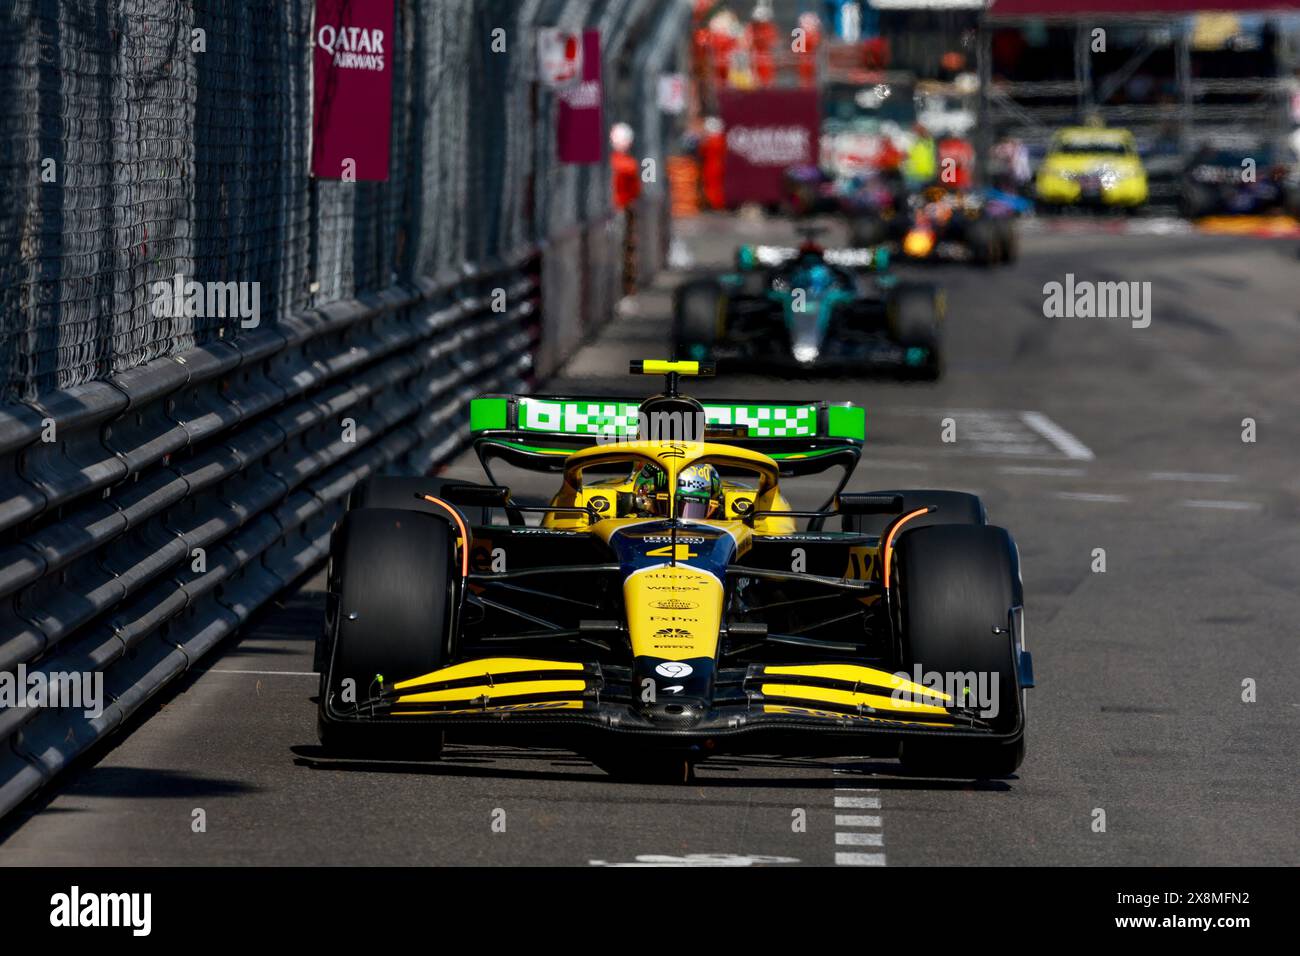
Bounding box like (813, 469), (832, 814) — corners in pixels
(470, 395), (865, 476)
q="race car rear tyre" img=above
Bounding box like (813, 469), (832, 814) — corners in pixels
(319, 508), (453, 758)
(673, 278), (723, 361)
(848, 215), (888, 248)
(892, 524), (1024, 778)
(841, 489), (987, 537)
(891, 285), (943, 381)
(967, 219), (998, 267)
(994, 220), (1018, 263)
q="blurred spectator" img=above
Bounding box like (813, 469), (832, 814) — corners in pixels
(611, 123), (642, 211)
(991, 134), (1031, 194)
(748, 2), (778, 87)
(797, 12), (822, 87)
(709, 10), (743, 85)
(904, 123), (937, 188)
(938, 137), (974, 190)
(700, 116), (728, 210)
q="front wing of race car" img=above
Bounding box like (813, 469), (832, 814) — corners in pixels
(324, 655), (1026, 756)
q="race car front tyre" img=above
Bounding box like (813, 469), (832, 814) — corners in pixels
(891, 285), (943, 381)
(673, 279), (723, 361)
(892, 524), (1024, 778)
(319, 508), (453, 757)
(346, 475), (513, 526)
(841, 489), (987, 537)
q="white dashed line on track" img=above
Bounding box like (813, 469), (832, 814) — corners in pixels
(1054, 492), (1130, 504)
(833, 787), (885, 866)
(1180, 499), (1262, 512)
(835, 815), (881, 827)
(834, 794), (881, 809)
(1020, 411), (1096, 461)
(1147, 472), (1238, 483)
(999, 465), (1088, 477)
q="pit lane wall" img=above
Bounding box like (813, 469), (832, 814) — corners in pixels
(0, 0), (690, 819)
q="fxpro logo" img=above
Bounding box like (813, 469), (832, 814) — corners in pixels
(1042, 273), (1151, 329)
(50, 886), (151, 937)
(149, 274), (261, 328)
(892, 667), (1000, 719)
(317, 24), (386, 71)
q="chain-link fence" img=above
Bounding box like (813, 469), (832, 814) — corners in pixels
(0, 0), (686, 402)
(0, 0), (691, 820)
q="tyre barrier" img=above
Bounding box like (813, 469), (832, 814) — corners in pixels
(0, 251), (541, 819)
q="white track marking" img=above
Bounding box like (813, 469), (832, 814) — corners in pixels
(836, 831), (884, 846)
(590, 854), (799, 867)
(835, 852), (887, 866)
(834, 795), (881, 809)
(1180, 499), (1262, 512)
(835, 815), (881, 827)
(1055, 492), (1129, 504)
(1147, 472), (1238, 483)
(891, 408), (1091, 461)
(1019, 412), (1095, 461)
(207, 669), (319, 677)
(999, 465), (1087, 477)
(834, 785), (885, 866)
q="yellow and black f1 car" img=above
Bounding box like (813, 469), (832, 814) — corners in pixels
(317, 361), (1032, 780)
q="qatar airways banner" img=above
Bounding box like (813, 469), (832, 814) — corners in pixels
(557, 30), (603, 165)
(719, 89), (821, 207)
(312, 0), (394, 181)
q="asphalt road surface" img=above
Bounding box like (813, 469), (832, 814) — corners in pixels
(2, 214), (1297, 866)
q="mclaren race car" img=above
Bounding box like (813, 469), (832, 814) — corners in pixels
(317, 361), (1032, 781)
(672, 230), (946, 379)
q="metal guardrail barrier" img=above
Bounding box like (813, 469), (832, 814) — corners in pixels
(0, 0), (686, 820)
(0, 252), (543, 817)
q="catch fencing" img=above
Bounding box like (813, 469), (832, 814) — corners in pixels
(0, 0), (691, 818)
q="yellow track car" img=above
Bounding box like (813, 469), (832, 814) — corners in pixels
(316, 361), (1032, 781)
(1035, 127), (1148, 209)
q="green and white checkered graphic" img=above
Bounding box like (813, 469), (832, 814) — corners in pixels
(520, 399), (641, 436)
(705, 404), (816, 437)
(518, 399), (818, 439)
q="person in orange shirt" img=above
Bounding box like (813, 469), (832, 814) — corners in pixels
(748, 3), (778, 87)
(699, 117), (727, 210)
(797, 11), (821, 87)
(611, 123), (641, 211)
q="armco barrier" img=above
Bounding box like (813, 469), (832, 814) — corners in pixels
(0, 254), (540, 818)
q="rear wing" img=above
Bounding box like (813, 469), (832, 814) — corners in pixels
(752, 245), (887, 270)
(470, 394), (865, 478)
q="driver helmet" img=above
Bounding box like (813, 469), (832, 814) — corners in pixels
(632, 463), (668, 517)
(676, 463), (723, 519)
